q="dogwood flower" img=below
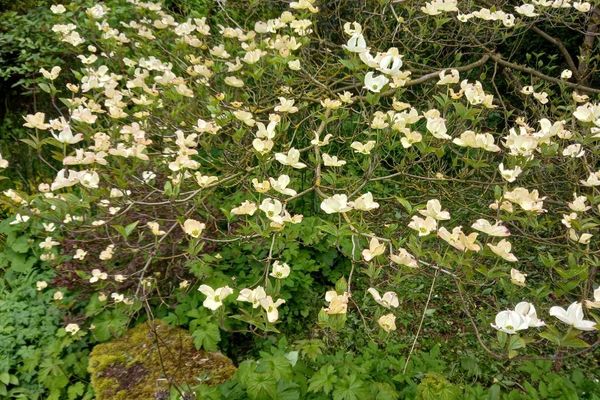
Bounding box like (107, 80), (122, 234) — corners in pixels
(270, 261), (291, 279)
(510, 268), (527, 286)
(322, 153), (346, 167)
(78, 171), (99, 189)
(324, 290), (349, 314)
(288, 60), (301, 70)
(362, 237), (386, 261)
(498, 163), (523, 183)
(320, 98), (342, 110)
(515, 302), (545, 327)
(452, 131), (500, 152)
(350, 140), (376, 154)
(390, 248), (418, 268)
(533, 91), (549, 104)
(183, 219), (206, 238)
(550, 302), (596, 331)
(10, 214), (30, 225)
(274, 97), (298, 113)
(401, 130), (423, 148)
(568, 193), (590, 212)
(198, 284), (233, 311)
(233, 110), (255, 127)
(364, 72), (389, 93)
(580, 171), (600, 187)
(237, 286), (267, 308)
(260, 296), (286, 322)
(52, 125), (83, 144)
(259, 198), (283, 219)
(39, 237), (60, 250)
(377, 49), (403, 76)
(503, 187), (546, 213)
(147, 221), (166, 236)
(438, 226), (481, 252)
(349, 192), (379, 211)
(141, 171), (156, 183)
(568, 229), (593, 244)
(488, 239), (517, 262)
(424, 109), (451, 140)
(50, 4), (66, 14)
(311, 132), (333, 147)
(338, 91), (354, 103)
(408, 215), (438, 236)
(252, 179), (271, 193)
(65, 323), (80, 335)
(471, 219), (510, 237)
(269, 175), (297, 196)
(274, 148), (306, 169)
(89, 269), (108, 283)
(491, 310), (528, 334)
(437, 69), (460, 85)
(515, 4), (539, 17)
(561, 69), (573, 79)
(255, 121), (277, 140)
(418, 199), (450, 220)
(320, 194), (352, 214)
(23, 112), (49, 130)
(378, 313), (397, 332)
(460, 80), (495, 108)
(290, 0), (319, 13)
(224, 76), (244, 87)
(574, 2), (591, 12)
(368, 288), (399, 308)
(40, 66), (61, 80)
(563, 143), (585, 158)
(343, 33), (368, 53)
(99, 244), (114, 260)
(584, 287), (600, 309)
(231, 200), (258, 216)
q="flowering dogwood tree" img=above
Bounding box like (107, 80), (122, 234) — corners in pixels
(2, 0), (599, 370)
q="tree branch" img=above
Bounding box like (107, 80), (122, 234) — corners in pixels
(530, 25), (580, 81)
(488, 53), (600, 94)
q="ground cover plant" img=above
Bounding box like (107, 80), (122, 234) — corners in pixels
(0, 0), (599, 398)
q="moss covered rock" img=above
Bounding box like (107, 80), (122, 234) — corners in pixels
(88, 320), (235, 399)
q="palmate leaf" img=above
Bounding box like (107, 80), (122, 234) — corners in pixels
(246, 373), (277, 400)
(333, 374), (368, 400)
(191, 322), (220, 351)
(308, 365), (337, 395)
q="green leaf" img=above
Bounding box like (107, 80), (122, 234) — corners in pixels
(335, 277), (348, 293)
(246, 373), (277, 400)
(9, 235), (30, 253)
(308, 365), (337, 395)
(113, 221), (139, 239)
(192, 323), (220, 351)
(560, 336), (590, 349)
(333, 374), (367, 400)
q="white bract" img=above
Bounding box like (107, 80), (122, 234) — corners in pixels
(198, 285), (234, 311)
(549, 302), (596, 331)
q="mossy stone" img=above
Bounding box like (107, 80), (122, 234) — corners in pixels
(88, 320), (235, 399)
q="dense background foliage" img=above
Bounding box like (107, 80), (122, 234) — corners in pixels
(1, 0), (599, 399)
